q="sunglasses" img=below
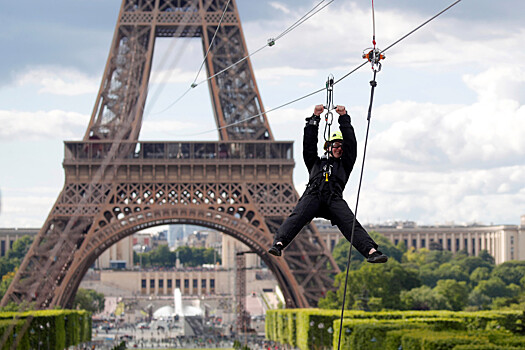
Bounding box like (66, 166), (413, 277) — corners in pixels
(331, 142), (343, 149)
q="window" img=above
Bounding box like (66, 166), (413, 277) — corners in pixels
(150, 279), (155, 289)
(193, 279), (198, 288)
(510, 236), (514, 245)
(159, 279), (164, 288)
(394, 239), (399, 246)
(421, 239), (426, 248)
(201, 279), (207, 289)
(167, 279), (172, 288)
(141, 279), (146, 288)
(176, 279), (181, 288)
(1, 241), (5, 257)
(184, 279), (189, 288)
(447, 239), (451, 251)
(412, 239), (417, 248)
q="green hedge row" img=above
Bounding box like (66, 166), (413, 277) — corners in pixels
(0, 310), (91, 350)
(266, 309), (525, 350)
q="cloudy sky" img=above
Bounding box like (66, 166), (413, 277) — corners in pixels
(1, 0), (524, 228)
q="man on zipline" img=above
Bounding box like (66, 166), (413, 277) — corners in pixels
(268, 104), (388, 263)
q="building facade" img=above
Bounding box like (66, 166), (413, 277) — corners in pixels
(0, 228), (38, 257)
(315, 214), (525, 264)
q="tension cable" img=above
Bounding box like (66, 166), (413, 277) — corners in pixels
(336, 1), (384, 349)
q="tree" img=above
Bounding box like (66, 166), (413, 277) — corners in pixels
(400, 285), (448, 310)
(319, 260), (420, 310)
(435, 263), (469, 283)
(434, 279), (469, 311)
(470, 267), (491, 286)
(491, 261), (525, 285)
(0, 270), (16, 301)
(331, 231), (403, 271)
(473, 277), (518, 299)
(73, 288), (105, 313)
(478, 250), (495, 265)
(452, 255), (493, 275)
(0, 235), (33, 277)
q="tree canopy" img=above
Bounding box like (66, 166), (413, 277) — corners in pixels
(321, 232), (525, 312)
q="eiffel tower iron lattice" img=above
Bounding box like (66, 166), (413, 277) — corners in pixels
(1, 0), (340, 310)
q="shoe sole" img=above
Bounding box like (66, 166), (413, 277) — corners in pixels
(268, 248), (281, 257)
(367, 256), (388, 263)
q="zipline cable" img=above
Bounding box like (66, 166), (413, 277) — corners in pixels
(336, 4), (382, 347)
(149, 0), (334, 116)
(150, 0), (232, 115)
(174, 0), (461, 138)
(275, 0), (334, 41)
(335, 3), (461, 349)
(192, 0), (232, 88)
(336, 70), (378, 350)
(195, 0), (334, 87)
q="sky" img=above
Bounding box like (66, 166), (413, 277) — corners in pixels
(1, 0), (524, 229)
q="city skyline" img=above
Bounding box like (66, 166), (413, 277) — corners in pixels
(1, 0), (524, 228)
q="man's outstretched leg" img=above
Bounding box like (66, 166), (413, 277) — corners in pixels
(329, 197), (388, 263)
(269, 194), (321, 256)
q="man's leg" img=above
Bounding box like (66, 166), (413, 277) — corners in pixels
(269, 194), (321, 256)
(328, 197), (387, 262)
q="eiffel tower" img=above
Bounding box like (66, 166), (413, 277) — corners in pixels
(1, 0), (340, 309)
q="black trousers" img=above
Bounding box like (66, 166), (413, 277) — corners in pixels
(273, 192), (378, 258)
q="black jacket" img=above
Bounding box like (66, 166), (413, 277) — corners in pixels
(303, 113), (358, 196)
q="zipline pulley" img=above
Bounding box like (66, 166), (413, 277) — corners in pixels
(363, 47), (385, 72)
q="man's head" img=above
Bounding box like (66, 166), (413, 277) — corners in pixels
(324, 131), (343, 158)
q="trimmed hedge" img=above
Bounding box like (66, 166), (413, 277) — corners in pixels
(266, 309), (525, 350)
(0, 310), (91, 350)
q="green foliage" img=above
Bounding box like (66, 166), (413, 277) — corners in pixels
(331, 231), (403, 271)
(73, 288), (105, 313)
(491, 261), (525, 285)
(0, 309), (91, 350)
(434, 279), (470, 311)
(136, 244), (220, 268)
(267, 309), (525, 350)
(111, 341), (126, 350)
(0, 270), (16, 301)
(322, 235), (525, 312)
(0, 235), (34, 300)
(321, 260), (420, 310)
(400, 285), (448, 310)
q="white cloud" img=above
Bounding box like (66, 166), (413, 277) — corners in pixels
(368, 66), (525, 170)
(149, 68), (197, 85)
(0, 109), (89, 141)
(269, 2), (291, 14)
(16, 67), (99, 95)
(0, 188), (58, 227)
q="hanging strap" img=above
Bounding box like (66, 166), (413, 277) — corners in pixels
(323, 74), (336, 158)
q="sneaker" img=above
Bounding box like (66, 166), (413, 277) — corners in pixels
(268, 242), (283, 257)
(367, 250), (388, 263)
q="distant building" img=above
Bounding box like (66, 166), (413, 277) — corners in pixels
(0, 228), (38, 257)
(315, 214), (525, 264)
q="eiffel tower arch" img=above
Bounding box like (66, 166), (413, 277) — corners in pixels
(1, 0), (340, 309)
